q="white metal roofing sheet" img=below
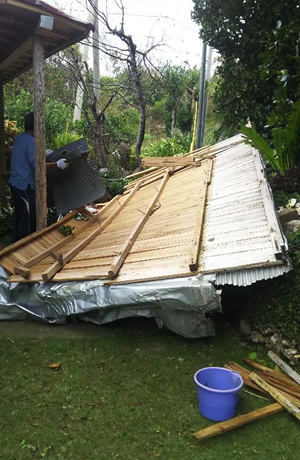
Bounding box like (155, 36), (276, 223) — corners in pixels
(199, 135), (291, 285)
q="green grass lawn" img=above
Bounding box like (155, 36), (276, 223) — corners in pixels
(0, 319), (299, 460)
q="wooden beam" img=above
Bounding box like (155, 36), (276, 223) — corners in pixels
(6, 0), (89, 31)
(267, 351), (300, 386)
(41, 186), (141, 281)
(0, 37), (32, 71)
(33, 34), (47, 230)
(42, 223), (102, 281)
(255, 371), (300, 399)
(243, 358), (300, 388)
(189, 160), (213, 271)
(226, 363), (300, 406)
(193, 403), (283, 441)
(108, 170), (170, 279)
(249, 373), (300, 420)
(141, 157), (200, 168)
(125, 167), (159, 180)
(14, 266), (31, 278)
(13, 214), (100, 277)
(0, 71), (6, 207)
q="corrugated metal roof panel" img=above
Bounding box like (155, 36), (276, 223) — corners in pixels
(52, 157), (106, 215)
(215, 264), (291, 287)
(200, 135), (289, 283)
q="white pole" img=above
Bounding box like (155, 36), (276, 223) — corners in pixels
(73, 42), (90, 122)
(92, 0), (100, 100)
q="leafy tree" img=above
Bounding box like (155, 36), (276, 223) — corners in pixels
(163, 66), (199, 134)
(241, 100), (300, 172)
(191, 0), (300, 136)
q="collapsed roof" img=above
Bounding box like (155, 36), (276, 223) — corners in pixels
(0, 135), (291, 286)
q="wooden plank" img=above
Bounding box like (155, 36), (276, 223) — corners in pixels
(267, 351), (300, 386)
(193, 403), (283, 441)
(249, 373), (300, 420)
(107, 171), (170, 279)
(14, 266), (31, 278)
(225, 362), (269, 395)
(226, 363), (300, 406)
(0, 37), (32, 71)
(41, 185), (141, 281)
(141, 157), (200, 168)
(41, 222), (102, 281)
(125, 167), (159, 180)
(19, 215), (100, 272)
(189, 160), (213, 271)
(20, 235), (74, 270)
(255, 371), (300, 398)
(243, 358), (300, 388)
(33, 34), (47, 230)
(67, 244), (191, 269)
(0, 208), (84, 259)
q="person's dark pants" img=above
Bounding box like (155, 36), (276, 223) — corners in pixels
(10, 185), (36, 241)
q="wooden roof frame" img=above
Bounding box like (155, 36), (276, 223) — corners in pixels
(0, 0), (94, 228)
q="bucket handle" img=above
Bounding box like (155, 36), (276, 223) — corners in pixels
(230, 370), (242, 381)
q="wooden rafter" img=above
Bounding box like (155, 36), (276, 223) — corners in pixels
(13, 214), (100, 278)
(0, 207), (84, 259)
(189, 159), (213, 271)
(141, 157), (201, 168)
(41, 184), (141, 281)
(108, 170), (171, 279)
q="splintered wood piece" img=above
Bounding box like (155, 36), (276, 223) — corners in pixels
(249, 372), (300, 420)
(243, 358), (294, 382)
(0, 207), (84, 259)
(267, 351), (300, 386)
(255, 371), (300, 398)
(189, 160), (213, 271)
(193, 403), (283, 441)
(108, 170), (170, 279)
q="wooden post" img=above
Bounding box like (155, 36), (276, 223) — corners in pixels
(33, 35), (47, 230)
(0, 71), (7, 208)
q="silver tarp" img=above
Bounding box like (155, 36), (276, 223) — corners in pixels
(0, 266), (221, 338)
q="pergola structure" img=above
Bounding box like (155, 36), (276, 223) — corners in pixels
(0, 0), (93, 229)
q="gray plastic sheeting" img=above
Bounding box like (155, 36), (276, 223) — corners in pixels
(0, 266), (221, 338)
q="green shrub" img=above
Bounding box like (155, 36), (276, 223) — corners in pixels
(243, 230), (300, 341)
(142, 131), (191, 158)
(52, 131), (81, 150)
(0, 207), (14, 247)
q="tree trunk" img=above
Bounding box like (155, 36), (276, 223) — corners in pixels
(128, 37), (146, 166)
(93, 115), (107, 169)
(171, 108), (176, 132)
(33, 35), (47, 230)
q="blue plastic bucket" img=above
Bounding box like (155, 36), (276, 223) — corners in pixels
(194, 367), (243, 421)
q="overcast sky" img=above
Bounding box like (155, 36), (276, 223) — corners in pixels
(47, 0), (203, 72)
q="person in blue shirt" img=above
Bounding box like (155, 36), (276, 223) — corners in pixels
(9, 112), (68, 241)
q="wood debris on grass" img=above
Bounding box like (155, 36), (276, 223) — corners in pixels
(48, 362), (61, 371)
(193, 354), (300, 441)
